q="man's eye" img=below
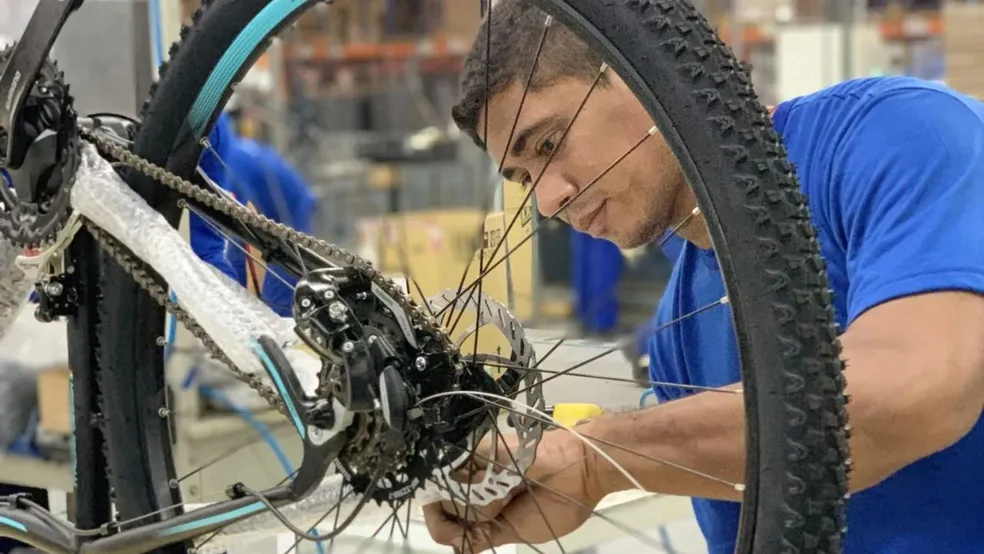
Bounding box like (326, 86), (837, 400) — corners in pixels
(536, 136), (558, 157)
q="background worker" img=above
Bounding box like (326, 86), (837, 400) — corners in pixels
(193, 112), (318, 316)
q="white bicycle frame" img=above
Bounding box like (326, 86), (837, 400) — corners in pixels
(0, 144), (433, 553)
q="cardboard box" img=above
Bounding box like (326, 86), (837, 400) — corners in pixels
(500, 180), (536, 321)
(356, 204), (535, 373)
(37, 368), (71, 437)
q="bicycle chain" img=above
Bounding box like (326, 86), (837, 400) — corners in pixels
(84, 223), (289, 413)
(77, 127), (463, 416)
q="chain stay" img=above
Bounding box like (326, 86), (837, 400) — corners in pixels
(78, 128), (462, 414)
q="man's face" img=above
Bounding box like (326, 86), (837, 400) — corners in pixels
(481, 74), (688, 248)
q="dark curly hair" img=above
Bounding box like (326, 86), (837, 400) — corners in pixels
(451, 0), (609, 150)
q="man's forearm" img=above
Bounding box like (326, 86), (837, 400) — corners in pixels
(578, 386), (747, 502)
(576, 324), (984, 502)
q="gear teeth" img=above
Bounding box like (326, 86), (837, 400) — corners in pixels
(0, 45), (79, 248)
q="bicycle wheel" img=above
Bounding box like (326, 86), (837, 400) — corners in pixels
(88, 0), (849, 553)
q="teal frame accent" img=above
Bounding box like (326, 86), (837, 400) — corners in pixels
(158, 501), (264, 537)
(0, 516), (27, 533)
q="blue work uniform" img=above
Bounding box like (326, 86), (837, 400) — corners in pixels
(648, 77), (984, 553)
(192, 114), (317, 316)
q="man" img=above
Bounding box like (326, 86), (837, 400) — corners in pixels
(424, 1), (984, 553)
(193, 113), (318, 316)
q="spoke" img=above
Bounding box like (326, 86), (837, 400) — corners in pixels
(256, 154), (295, 228)
(288, 240), (308, 275)
(452, 296), (733, 424)
(443, 64), (609, 331)
(174, 422), (292, 484)
(510, 297), (729, 398)
(486, 414), (567, 554)
(328, 485), (345, 552)
(382, 498), (410, 544)
(343, 503), (406, 554)
(423, 390), (740, 490)
(432, 471), (526, 554)
(282, 487), (355, 554)
(184, 203), (297, 291)
(464, 449), (668, 551)
(435, 126), (658, 320)
(392, 206), (429, 314)
(459, 425), (483, 551)
(660, 206), (701, 247)
(192, 527), (226, 553)
(480, 360), (740, 395)
(467, 246), (487, 364)
(409, 276), (437, 318)
(199, 138), (263, 210)
(443, 13), (554, 329)
(392, 498), (411, 540)
(532, 209), (702, 371)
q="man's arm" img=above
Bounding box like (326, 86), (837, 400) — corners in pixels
(582, 88), (984, 501)
(583, 291), (984, 501)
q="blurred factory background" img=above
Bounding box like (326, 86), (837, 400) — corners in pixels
(165, 0), (980, 337)
(0, 2), (980, 552)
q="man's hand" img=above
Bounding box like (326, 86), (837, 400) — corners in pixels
(423, 427), (606, 553)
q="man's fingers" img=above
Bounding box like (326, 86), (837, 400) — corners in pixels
(422, 502), (468, 547)
(423, 498), (502, 547)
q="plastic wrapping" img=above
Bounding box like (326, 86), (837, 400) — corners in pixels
(0, 237), (33, 342)
(71, 144), (296, 383)
(71, 147), (450, 545)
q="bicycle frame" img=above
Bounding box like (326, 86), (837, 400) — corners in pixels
(0, 2), (475, 552)
(0, 3), (347, 551)
(0, 144), (361, 552)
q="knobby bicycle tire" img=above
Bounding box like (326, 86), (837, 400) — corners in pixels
(537, 1), (851, 551)
(87, 0), (850, 553)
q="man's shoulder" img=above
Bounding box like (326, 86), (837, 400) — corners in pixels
(776, 77), (982, 132)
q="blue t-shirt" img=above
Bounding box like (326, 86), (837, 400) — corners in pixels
(191, 114), (317, 316)
(648, 77), (984, 553)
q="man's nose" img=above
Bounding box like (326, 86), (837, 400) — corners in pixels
(534, 176), (576, 218)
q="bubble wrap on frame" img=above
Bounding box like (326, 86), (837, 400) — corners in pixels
(70, 144), (294, 379)
(71, 146), (455, 548)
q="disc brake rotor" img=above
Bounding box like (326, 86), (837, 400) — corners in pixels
(426, 289), (544, 505)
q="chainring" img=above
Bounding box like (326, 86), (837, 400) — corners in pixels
(0, 45), (79, 248)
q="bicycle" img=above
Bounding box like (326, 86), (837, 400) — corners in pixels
(0, 1), (850, 553)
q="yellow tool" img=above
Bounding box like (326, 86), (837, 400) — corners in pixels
(549, 403), (605, 427)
